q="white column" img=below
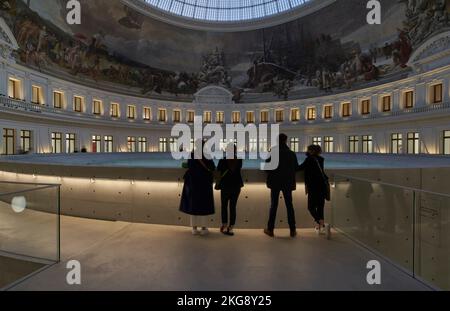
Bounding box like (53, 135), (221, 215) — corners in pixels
(415, 82), (427, 107)
(0, 128), (4, 155)
(393, 89), (401, 112)
(167, 108), (173, 124)
(85, 94), (93, 115)
(66, 89), (73, 111)
(443, 78), (450, 103)
(120, 102), (127, 120)
(46, 80), (52, 107)
(0, 63), (8, 96)
(371, 94), (379, 114)
(351, 98), (359, 117)
(152, 106), (158, 122)
(316, 103), (323, 121)
(136, 104), (143, 122)
(23, 73), (31, 102)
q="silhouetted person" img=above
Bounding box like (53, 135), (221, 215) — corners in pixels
(216, 144), (243, 236)
(264, 134), (299, 238)
(179, 140), (216, 236)
(298, 145), (331, 238)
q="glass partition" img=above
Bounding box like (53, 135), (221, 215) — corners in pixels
(0, 181), (60, 289)
(415, 191), (450, 290)
(332, 175), (449, 290)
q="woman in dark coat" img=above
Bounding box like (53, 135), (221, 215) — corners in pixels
(216, 144), (243, 236)
(298, 145), (331, 238)
(179, 141), (216, 236)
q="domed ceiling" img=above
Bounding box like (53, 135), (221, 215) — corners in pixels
(1, 0), (448, 103)
(143, 0), (312, 22)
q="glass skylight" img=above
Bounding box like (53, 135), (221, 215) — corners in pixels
(143, 0), (312, 22)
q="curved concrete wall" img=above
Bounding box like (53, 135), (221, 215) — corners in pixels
(1, 160), (450, 229)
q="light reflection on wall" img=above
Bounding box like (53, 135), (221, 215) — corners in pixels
(0, 170), (321, 229)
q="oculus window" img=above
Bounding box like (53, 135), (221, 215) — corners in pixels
(143, 0), (312, 22)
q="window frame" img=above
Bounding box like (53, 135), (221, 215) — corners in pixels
(382, 95), (392, 112)
(260, 110), (269, 123)
(307, 107), (316, 121)
(407, 132), (420, 154)
(31, 85), (43, 105)
(404, 90), (414, 109)
(73, 96), (84, 113)
(20, 130), (32, 153)
(53, 91), (64, 109)
(51, 132), (63, 154)
(362, 135), (373, 154)
(391, 133), (403, 154)
(127, 105), (137, 120)
(349, 136), (359, 153)
(324, 136), (334, 152)
(431, 83), (443, 104)
(65, 133), (76, 154)
(143, 107), (152, 121)
(361, 99), (371, 115)
(104, 135), (114, 153)
(324, 105), (333, 119)
(342, 102), (351, 117)
(290, 108), (300, 122)
(110, 103), (120, 118)
(93, 100), (103, 115)
(158, 109), (167, 122)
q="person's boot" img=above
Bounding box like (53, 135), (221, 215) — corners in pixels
(264, 228), (274, 237)
(220, 225), (227, 234)
(290, 229), (297, 238)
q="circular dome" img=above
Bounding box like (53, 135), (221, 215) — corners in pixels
(143, 0), (313, 22)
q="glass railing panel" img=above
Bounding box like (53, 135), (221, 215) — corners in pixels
(332, 176), (415, 272)
(415, 191), (450, 290)
(0, 184), (60, 262)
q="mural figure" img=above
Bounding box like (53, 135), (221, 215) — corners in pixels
(0, 0), (12, 11)
(402, 0), (449, 46)
(198, 47), (231, 88)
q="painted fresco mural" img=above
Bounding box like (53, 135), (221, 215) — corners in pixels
(0, 0), (448, 103)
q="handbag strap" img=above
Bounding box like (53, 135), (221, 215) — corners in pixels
(198, 159), (213, 173)
(314, 158), (328, 182)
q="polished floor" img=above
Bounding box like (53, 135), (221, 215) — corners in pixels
(6, 216), (430, 291)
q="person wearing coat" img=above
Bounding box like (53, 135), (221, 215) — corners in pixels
(216, 144), (244, 236)
(179, 141), (216, 236)
(298, 144), (331, 238)
(264, 134), (300, 238)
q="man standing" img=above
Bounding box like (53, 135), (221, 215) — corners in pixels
(264, 134), (299, 238)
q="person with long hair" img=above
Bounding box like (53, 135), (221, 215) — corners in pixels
(298, 145), (331, 239)
(179, 140), (216, 236)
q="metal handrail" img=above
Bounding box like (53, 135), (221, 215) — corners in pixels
(333, 173), (450, 199)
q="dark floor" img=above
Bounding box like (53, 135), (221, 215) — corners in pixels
(0, 255), (44, 289)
